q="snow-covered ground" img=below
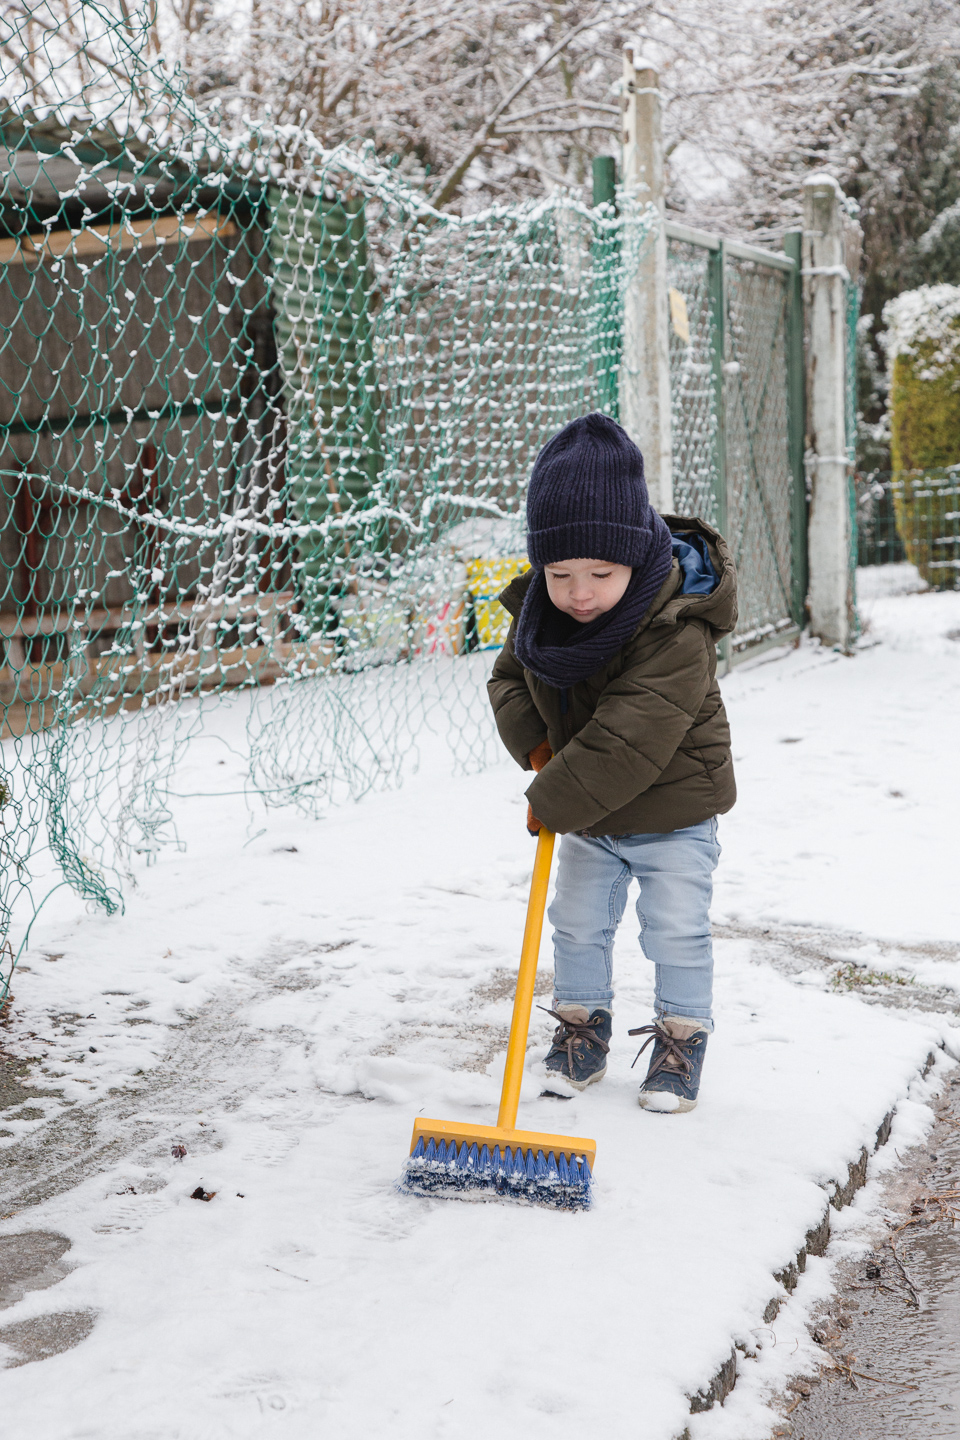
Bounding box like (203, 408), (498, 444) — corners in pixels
(716, 571), (960, 944)
(1, 568), (959, 1440)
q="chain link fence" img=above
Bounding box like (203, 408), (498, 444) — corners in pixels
(0, 10), (814, 992)
(0, 12), (656, 987)
(666, 226), (804, 662)
(855, 470), (960, 587)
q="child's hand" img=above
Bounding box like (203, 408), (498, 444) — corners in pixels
(528, 740), (552, 772)
(526, 743), (551, 833)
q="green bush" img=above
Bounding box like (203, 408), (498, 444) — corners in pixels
(884, 284), (960, 586)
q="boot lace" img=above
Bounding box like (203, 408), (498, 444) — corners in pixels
(540, 1006), (610, 1074)
(627, 1022), (694, 1080)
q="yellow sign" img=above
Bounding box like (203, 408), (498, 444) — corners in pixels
(465, 557), (530, 649)
(669, 287), (691, 344)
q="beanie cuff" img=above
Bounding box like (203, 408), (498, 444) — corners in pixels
(527, 521), (654, 569)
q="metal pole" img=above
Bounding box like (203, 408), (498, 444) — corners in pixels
(783, 229), (808, 628)
(803, 175), (858, 649)
(707, 240), (729, 672)
(619, 49), (673, 513)
(592, 155), (617, 209)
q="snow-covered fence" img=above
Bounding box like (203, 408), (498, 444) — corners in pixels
(0, 17), (659, 977)
(622, 55), (808, 669)
(622, 60), (864, 657)
(0, 17), (859, 985)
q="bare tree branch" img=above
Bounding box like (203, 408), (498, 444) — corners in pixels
(426, 1), (608, 209)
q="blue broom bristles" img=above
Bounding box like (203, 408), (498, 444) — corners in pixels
(401, 1136), (592, 1210)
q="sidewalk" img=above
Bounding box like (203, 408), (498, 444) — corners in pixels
(0, 573), (958, 1439)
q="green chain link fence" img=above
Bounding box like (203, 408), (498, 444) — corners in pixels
(845, 275), (862, 633)
(0, 9), (811, 1001)
(0, 10), (651, 997)
(665, 225), (805, 663)
(855, 470), (960, 586)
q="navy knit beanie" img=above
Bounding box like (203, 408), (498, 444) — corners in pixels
(526, 412), (662, 568)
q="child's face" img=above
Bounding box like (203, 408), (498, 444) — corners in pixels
(543, 558), (632, 624)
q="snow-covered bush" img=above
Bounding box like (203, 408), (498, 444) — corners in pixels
(882, 284), (960, 585)
(883, 283), (960, 469)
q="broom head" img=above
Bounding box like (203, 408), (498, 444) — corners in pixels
(401, 1116), (595, 1210)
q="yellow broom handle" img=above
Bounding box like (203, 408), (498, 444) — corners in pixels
(497, 827), (556, 1131)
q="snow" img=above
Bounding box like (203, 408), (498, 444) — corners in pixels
(854, 560), (928, 601)
(715, 584), (960, 940)
(881, 281), (960, 378)
(1, 585), (959, 1438)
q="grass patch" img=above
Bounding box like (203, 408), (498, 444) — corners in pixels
(830, 962), (915, 992)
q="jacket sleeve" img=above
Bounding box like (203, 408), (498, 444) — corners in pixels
(525, 622), (712, 833)
(487, 624), (549, 770)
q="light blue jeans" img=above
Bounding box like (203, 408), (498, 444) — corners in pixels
(548, 818), (720, 1030)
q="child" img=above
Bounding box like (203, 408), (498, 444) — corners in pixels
(488, 412), (736, 1112)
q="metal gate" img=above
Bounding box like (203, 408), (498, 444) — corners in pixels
(666, 222), (806, 666)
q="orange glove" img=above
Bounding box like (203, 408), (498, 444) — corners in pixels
(528, 740), (552, 773)
(526, 742), (552, 835)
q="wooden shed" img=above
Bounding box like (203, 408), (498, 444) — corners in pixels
(0, 114), (296, 734)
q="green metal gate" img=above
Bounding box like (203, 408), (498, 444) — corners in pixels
(666, 223), (806, 665)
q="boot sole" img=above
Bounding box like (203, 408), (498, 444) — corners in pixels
(543, 1063), (607, 1094)
(638, 1090), (698, 1113)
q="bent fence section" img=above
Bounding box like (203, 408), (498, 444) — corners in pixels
(0, 19), (810, 975)
(0, 98), (648, 962)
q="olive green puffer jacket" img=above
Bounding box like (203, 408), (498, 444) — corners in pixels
(487, 515), (737, 836)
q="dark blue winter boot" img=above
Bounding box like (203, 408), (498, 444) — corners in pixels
(541, 1004), (612, 1091)
(629, 1018), (709, 1113)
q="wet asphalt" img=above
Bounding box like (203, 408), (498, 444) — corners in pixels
(725, 922), (960, 1440)
(787, 1070), (960, 1438)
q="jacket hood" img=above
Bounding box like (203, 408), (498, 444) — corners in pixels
(499, 514), (737, 642)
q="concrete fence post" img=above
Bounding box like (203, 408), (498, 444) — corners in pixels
(620, 48), (673, 513)
(803, 173), (861, 649)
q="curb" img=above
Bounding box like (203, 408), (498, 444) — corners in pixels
(677, 1046), (941, 1437)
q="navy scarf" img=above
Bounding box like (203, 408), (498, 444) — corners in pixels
(513, 518), (675, 689)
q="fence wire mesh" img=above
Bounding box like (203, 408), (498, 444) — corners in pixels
(855, 470), (960, 587)
(667, 234), (800, 656)
(0, 8), (652, 987)
(666, 239), (720, 529)
(723, 255), (795, 653)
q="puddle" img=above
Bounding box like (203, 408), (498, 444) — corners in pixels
(0, 1230), (95, 1367)
(793, 1077), (960, 1438)
(0, 1309), (96, 1367)
(0, 1232), (71, 1308)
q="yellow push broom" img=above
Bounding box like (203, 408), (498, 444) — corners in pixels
(401, 829), (596, 1210)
